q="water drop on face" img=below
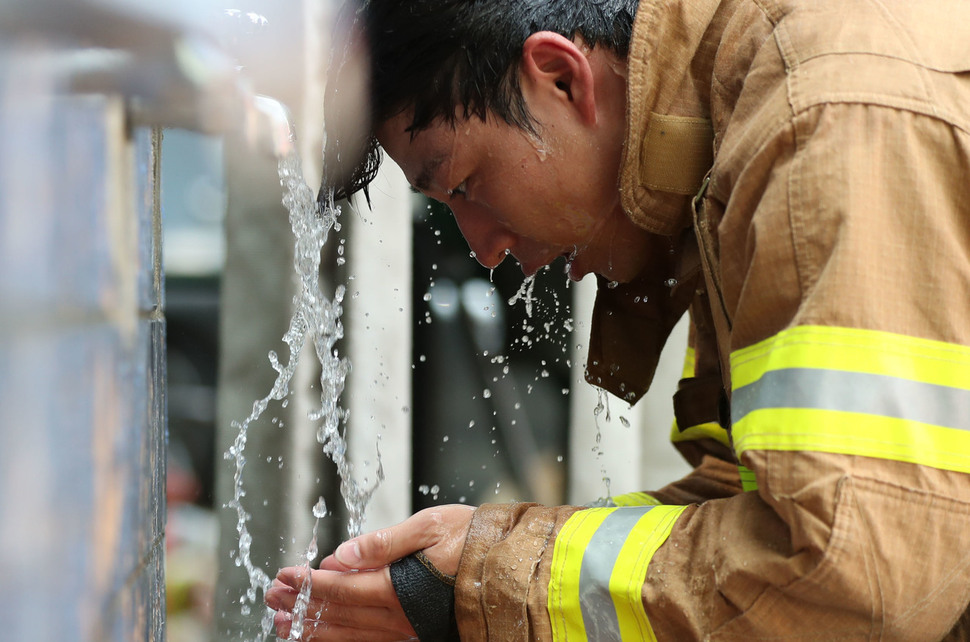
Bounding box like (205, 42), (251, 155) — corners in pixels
(665, 278), (678, 288)
(469, 251), (477, 259)
(607, 280), (619, 289)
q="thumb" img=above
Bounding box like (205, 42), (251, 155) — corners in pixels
(330, 506), (472, 570)
(331, 521), (430, 570)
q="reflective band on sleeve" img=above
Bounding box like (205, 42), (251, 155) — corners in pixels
(671, 420), (730, 445)
(670, 347), (731, 446)
(548, 505), (688, 642)
(612, 492), (663, 507)
(731, 325), (970, 473)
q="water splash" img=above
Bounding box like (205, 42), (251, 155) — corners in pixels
(507, 273), (537, 317)
(591, 388), (612, 498)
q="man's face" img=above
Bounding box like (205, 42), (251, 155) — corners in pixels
(376, 108), (655, 282)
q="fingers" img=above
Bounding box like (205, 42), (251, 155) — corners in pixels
(272, 568), (397, 609)
(268, 590), (405, 632)
(274, 610), (417, 642)
(268, 571), (417, 641)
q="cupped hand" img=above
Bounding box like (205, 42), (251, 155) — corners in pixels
(266, 504), (475, 641)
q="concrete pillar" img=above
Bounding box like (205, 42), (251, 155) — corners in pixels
(344, 162), (414, 532)
(0, 51), (166, 640)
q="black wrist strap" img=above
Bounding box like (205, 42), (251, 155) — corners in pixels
(389, 551), (461, 641)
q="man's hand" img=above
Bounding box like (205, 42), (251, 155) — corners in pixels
(266, 504), (475, 641)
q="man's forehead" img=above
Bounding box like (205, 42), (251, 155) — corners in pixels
(378, 114), (462, 191)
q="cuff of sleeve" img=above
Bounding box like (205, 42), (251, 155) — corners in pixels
(454, 503), (582, 642)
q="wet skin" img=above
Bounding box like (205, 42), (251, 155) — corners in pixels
(376, 32), (655, 284)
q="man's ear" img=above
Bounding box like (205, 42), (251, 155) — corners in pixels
(520, 32), (597, 125)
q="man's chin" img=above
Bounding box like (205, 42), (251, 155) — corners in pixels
(516, 255), (556, 278)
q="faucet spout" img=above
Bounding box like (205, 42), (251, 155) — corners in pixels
(246, 95), (296, 159)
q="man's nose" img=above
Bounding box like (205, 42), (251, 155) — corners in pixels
(450, 204), (514, 269)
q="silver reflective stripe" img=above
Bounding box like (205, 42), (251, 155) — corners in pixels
(732, 367), (970, 429)
(578, 506), (653, 640)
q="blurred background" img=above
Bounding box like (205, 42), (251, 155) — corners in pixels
(0, 0), (690, 640)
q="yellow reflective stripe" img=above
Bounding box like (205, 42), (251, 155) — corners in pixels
(612, 491), (662, 507)
(671, 347), (731, 446)
(548, 506), (687, 642)
(732, 325), (970, 390)
(733, 408), (970, 473)
(738, 465), (758, 492)
(549, 508), (614, 641)
(670, 420), (730, 446)
(611, 506), (687, 641)
(731, 325), (970, 473)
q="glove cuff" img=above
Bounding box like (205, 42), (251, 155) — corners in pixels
(390, 551), (460, 641)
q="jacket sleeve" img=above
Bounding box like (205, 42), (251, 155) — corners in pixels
(453, 100), (970, 640)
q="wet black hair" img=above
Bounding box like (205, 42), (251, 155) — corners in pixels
(327, 0), (638, 201)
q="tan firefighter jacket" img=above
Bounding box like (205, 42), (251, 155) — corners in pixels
(453, 0), (970, 639)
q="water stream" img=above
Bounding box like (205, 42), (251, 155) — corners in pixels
(224, 148), (381, 640)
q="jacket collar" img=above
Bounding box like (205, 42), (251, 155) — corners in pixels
(619, 0), (725, 235)
(584, 0), (729, 400)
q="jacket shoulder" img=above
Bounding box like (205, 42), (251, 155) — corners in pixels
(766, 0), (970, 124)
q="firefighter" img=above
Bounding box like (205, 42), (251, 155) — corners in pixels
(266, 0), (970, 639)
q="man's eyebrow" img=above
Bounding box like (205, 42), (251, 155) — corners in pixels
(414, 155), (446, 192)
